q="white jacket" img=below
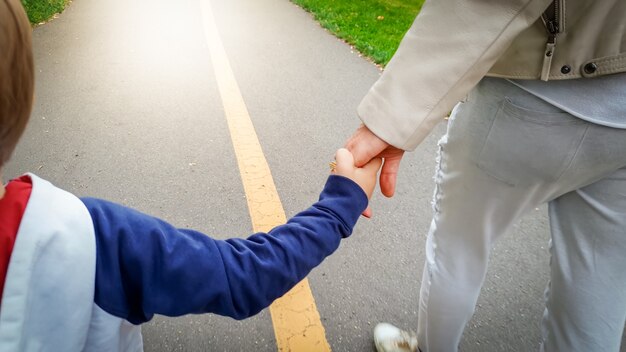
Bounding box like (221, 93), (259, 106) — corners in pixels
(359, 0), (626, 150)
(0, 175), (142, 352)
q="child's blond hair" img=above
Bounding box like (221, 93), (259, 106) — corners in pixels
(0, 0), (34, 169)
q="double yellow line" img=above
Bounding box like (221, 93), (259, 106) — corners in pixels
(201, 1), (331, 350)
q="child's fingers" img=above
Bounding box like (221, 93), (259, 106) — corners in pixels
(362, 157), (382, 174)
(334, 148), (355, 174)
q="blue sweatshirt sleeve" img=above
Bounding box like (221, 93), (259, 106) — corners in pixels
(81, 175), (367, 324)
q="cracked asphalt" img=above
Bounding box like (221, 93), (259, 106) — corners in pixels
(6, 0), (626, 350)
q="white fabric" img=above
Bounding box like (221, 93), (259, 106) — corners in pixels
(509, 72), (626, 129)
(84, 305), (143, 352)
(358, 0), (626, 151)
(0, 174), (143, 352)
(357, 0), (552, 151)
(417, 78), (626, 351)
(0, 174), (96, 351)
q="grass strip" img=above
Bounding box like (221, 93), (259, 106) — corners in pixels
(21, 0), (70, 25)
(291, 0), (424, 66)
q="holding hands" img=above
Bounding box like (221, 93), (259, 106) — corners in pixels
(344, 124), (405, 198)
(332, 148), (381, 217)
(333, 124), (405, 218)
(336, 125), (405, 218)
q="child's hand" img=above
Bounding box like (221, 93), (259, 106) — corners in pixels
(332, 148), (382, 217)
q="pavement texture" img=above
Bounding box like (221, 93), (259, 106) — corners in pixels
(6, 0), (625, 350)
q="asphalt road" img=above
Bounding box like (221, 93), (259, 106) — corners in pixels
(6, 0), (625, 350)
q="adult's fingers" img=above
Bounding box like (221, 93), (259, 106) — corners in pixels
(362, 206), (372, 218)
(380, 156), (402, 197)
(345, 125), (388, 167)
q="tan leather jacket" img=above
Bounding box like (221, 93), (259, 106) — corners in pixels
(358, 0), (626, 151)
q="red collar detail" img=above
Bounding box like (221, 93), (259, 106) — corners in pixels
(0, 175), (33, 304)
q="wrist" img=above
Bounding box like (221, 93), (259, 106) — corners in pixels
(321, 175), (368, 232)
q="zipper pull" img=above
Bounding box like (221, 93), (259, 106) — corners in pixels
(541, 39), (555, 81)
(541, 21), (558, 81)
(546, 20), (558, 35)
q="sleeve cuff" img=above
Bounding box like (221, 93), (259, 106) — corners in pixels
(318, 175), (369, 237)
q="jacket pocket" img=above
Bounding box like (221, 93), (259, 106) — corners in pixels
(477, 98), (588, 187)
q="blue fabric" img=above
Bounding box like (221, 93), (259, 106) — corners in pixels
(81, 175), (367, 324)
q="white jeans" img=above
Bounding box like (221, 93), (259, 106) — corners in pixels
(418, 77), (626, 352)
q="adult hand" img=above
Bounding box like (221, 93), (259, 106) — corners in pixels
(345, 124), (405, 198)
(333, 148), (382, 202)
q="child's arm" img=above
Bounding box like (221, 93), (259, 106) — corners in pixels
(81, 151), (379, 324)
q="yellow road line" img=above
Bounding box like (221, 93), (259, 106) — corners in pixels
(200, 2), (331, 351)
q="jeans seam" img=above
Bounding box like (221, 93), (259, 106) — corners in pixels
(476, 101), (518, 187)
(422, 132), (449, 351)
(502, 98), (585, 126)
(540, 239), (554, 352)
(555, 124), (590, 182)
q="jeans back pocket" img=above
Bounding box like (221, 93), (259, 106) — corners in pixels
(477, 98), (588, 187)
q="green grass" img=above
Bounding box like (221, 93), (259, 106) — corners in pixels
(21, 0), (70, 25)
(291, 0), (424, 66)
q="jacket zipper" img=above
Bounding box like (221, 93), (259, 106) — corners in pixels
(541, 0), (560, 80)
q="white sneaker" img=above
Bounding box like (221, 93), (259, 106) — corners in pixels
(373, 323), (419, 352)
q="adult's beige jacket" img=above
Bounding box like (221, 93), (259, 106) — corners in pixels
(358, 0), (626, 151)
